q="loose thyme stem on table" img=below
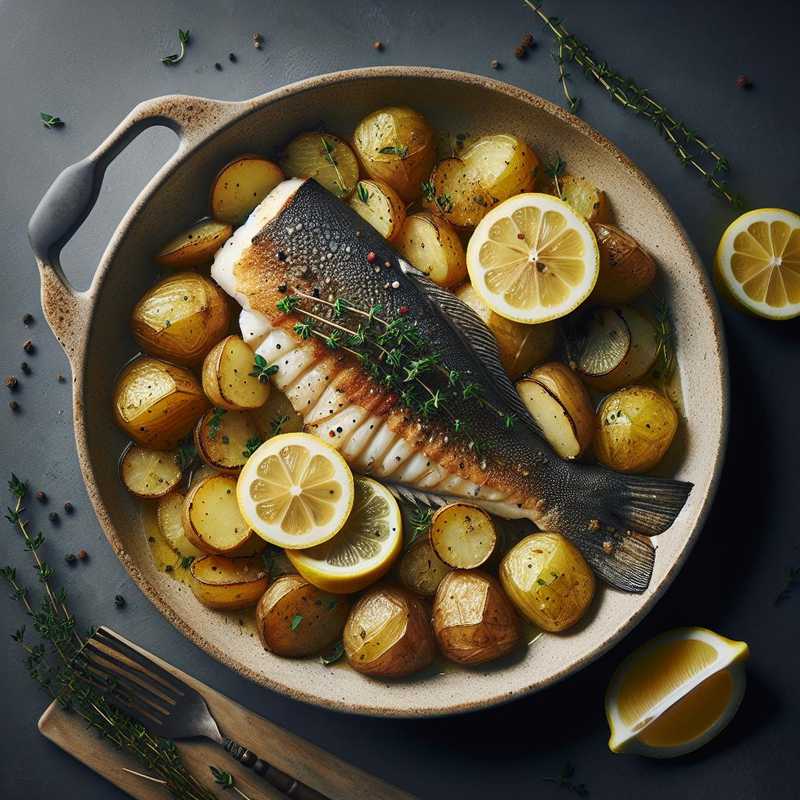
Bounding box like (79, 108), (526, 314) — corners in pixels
(524, 0), (743, 207)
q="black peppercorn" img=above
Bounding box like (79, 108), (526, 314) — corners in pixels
(9, 400), (20, 412)
(228, 52), (237, 63)
(48, 511), (60, 524)
(214, 62), (222, 71)
(114, 595), (126, 608)
(64, 502), (74, 514)
(21, 362), (31, 375)
(65, 553), (77, 565)
(23, 313), (34, 326)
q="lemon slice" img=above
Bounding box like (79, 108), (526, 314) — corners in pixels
(466, 192), (599, 323)
(606, 627), (749, 758)
(715, 207), (800, 319)
(237, 432), (354, 549)
(286, 477), (402, 593)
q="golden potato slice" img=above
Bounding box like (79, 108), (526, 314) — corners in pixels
(256, 574), (349, 657)
(396, 538), (451, 598)
(202, 335), (270, 411)
(194, 408), (261, 474)
(119, 444), (182, 498)
(154, 219), (233, 269)
(348, 179), (406, 241)
(594, 386), (678, 473)
(131, 272), (231, 366)
(353, 106), (436, 202)
(556, 174), (610, 224)
(280, 132), (359, 199)
(395, 211), (466, 288)
(210, 155), (285, 225)
(455, 283), (556, 378)
(182, 474), (253, 554)
(516, 362), (594, 459)
(590, 223), (657, 304)
(461, 134), (538, 203)
(190, 555), (269, 610)
(343, 585), (436, 677)
(157, 491), (205, 558)
(432, 571), (520, 665)
(429, 503), (497, 569)
(113, 357), (209, 450)
(423, 157), (494, 228)
(500, 533), (595, 632)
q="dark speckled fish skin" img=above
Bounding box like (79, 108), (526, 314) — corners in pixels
(229, 180), (693, 592)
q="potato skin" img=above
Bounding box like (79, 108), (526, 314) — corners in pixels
(256, 575), (350, 658)
(353, 106), (435, 202)
(348, 178), (406, 242)
(594, 386), (678, 473)
(155, 220), (233, 269)
(343, 585), (435, 677)
(396, 212), (467, 288)
(202, 335), (270, 411)
(396, 538), (450, 597)
(557, 174), (610, 224)
(113, 357), (209, 449)
(131, 272), (231, 366)
(500, 533), (594, 632)
(460, 133), (538, 203)
(190, 555), (269, 610)
(210, 155), (285, 224)
(590, 223), (657, 304)
(432, 571), (520, 665)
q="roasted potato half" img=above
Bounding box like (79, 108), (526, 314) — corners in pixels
(343, 585), (436, 677)
(256, 574), (350, 657)
(202, 335), (270, 411)
(395, 211), (467, 288)
(455, 283), (556, 378)
(500, 533), (595, 632)
(423, 157), (494, 229)
(280, 132), (359, 199)
(210, 155), (285, 225)
(113, 357), (209, 450)
(348, 179), (406, 241)
(250, 387), (303, 439)
(157, 491), (205, 558)
(120, 444), (182, 498)
(594, 386), (678, 473)
(155, 219), (233, 269)
(590, 223), (657, 304)
(460, 134), (538, 203)
(353, 106), (436, 202)
(190, 555), (269, 610)
(430, 503), (497, 569)
(396, 538), (450, 598)
(516, 362), (594, 459)
(131, 272), (231, 366)
(182, 474), (255, 554)
(556, 174), (610, 224)
(432, 571), (520, 665)
(194, 408), (261, 474)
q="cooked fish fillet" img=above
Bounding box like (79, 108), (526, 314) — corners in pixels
(212, 178), (692, 592)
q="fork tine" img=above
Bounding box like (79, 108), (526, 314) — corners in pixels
(94, 627), (186, 695)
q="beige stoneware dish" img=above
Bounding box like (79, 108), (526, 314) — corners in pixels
(29, 67), (728, 717)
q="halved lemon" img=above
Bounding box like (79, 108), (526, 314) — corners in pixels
(606, 627), (749, 758)
(715, 207), (800, 319)
(237, 432), (354, 549)
(466, 192), (599, 323)
(286, 476), (402, 593)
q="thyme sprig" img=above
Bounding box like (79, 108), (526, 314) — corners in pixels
(320, 136), (347, 198)
(242, 435), (263, 459)
(249, 354), (278, 383)
(544, 761), (589, 796)
(40, 112), (64, 129)
(524, 0), (742, 207)
(207, 407), (227, 440)
(406, 505), (434, 549)
(2, 476), (215, 800)
(270, 414), (290, 436)
(544, 153), (567, 198)
(210, 766), (253, 799)
(652, 297), (677, 387)
(162, 29), (190, 65)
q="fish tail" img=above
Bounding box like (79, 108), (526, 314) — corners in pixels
(613, 473), (694, 536)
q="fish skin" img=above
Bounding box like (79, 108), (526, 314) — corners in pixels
(212, 179), (692, 592)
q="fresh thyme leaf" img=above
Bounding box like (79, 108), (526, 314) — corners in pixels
(320, 640), (345, 666)
(294, 320), (314, 339)
(249, 353), (279, 383)
(421, 179), (436, 202)
(320, 136), (347, 196)
(270, 414), (290, 437)
(544, 153), (567, 198)
(652, 297), (677, 386)
(207, 407), (226, 440)
(162, 28), (190, 65)
(290, 614), (303, 631)
(175, 439), (197, 471)
(356, 182), (371, 204)
(379, 145), (409, 159)
(179, 555), (195, 570)
(406, 505), (434, 549)
(210, 766), (235, 788)
(276, 295), (301, 314)
(40, 113), (64, 129)
(435, 194), (454, 214)
(242, 435), (263, 459)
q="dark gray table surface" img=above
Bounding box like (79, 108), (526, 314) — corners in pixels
(1, 1), (798, 797)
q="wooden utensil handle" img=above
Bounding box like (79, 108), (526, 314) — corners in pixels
(223, 737), (329, 800)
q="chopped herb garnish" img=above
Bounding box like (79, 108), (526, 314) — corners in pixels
(207, 407), (226, 440)
(320, 640), (345, 666)
(406, 505), (434, 549)
(161, 29), (190, 65)
(209, 766), (235, 789)
(544, 153), (567, 198)
(270, 414), (290, 437)
(379, 144), (409, 159)
(242, 435), (263, 459)
(435, 194), (454, 214)
(421, 179), (436, 202)
(179, 555), (195, 570)
(175, 439), (198, 471)
(40, 113), (64, 129)
(356, 182), (371, 204)
(249, 353), (278, 383)
(290, 614), (303, 631)
(276, 295), (301, 314)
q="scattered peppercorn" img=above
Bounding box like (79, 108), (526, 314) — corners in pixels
(78, 548), (88, 561)
(228, 52), (237, 63)
(9, 400), (20, 412)
(48, 512), (60, 524)
(367, 251), (377, 263)
(277, 283), (288, 293)
(5, 376), (18, 391)
(490, 59), (501, 70)
(23, 313), (34, 326)
(21, 362), (31, 375)
(253, 33), (264, 49)
(514, 45), (527, 59)
(36, 490), (47, 503)
(521, 32), (535, 48)
(164, 564), (174, 573)
(372, 40), (384, 51)
(114, 594), (126, 608)
(23, 340), (34, 354)
(64, 502), (74, 514)
(57, 374), (66, 383)
(65, 553), (77, 566)
(736, 74), (753, 89)
(214, 62), (222, 71)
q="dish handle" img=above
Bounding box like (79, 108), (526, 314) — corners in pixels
(28, 94), (239, 365)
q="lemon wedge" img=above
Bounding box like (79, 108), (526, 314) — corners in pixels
(286, 476), (402, 593)
(237, 432), (354, 549)
(605, 627), (749, 758)
(466, 192), (599, 323)
(715, 207), (800, 319)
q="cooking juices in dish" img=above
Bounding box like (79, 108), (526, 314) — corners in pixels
(115, 105), (689, 678)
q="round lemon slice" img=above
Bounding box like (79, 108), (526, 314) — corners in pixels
(237, 432), (354, 549)
(466, 192), (599, 323)
(715, 207), (800, 319)
(286, 476), (402, 593)
(605, 627), (749, 758)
